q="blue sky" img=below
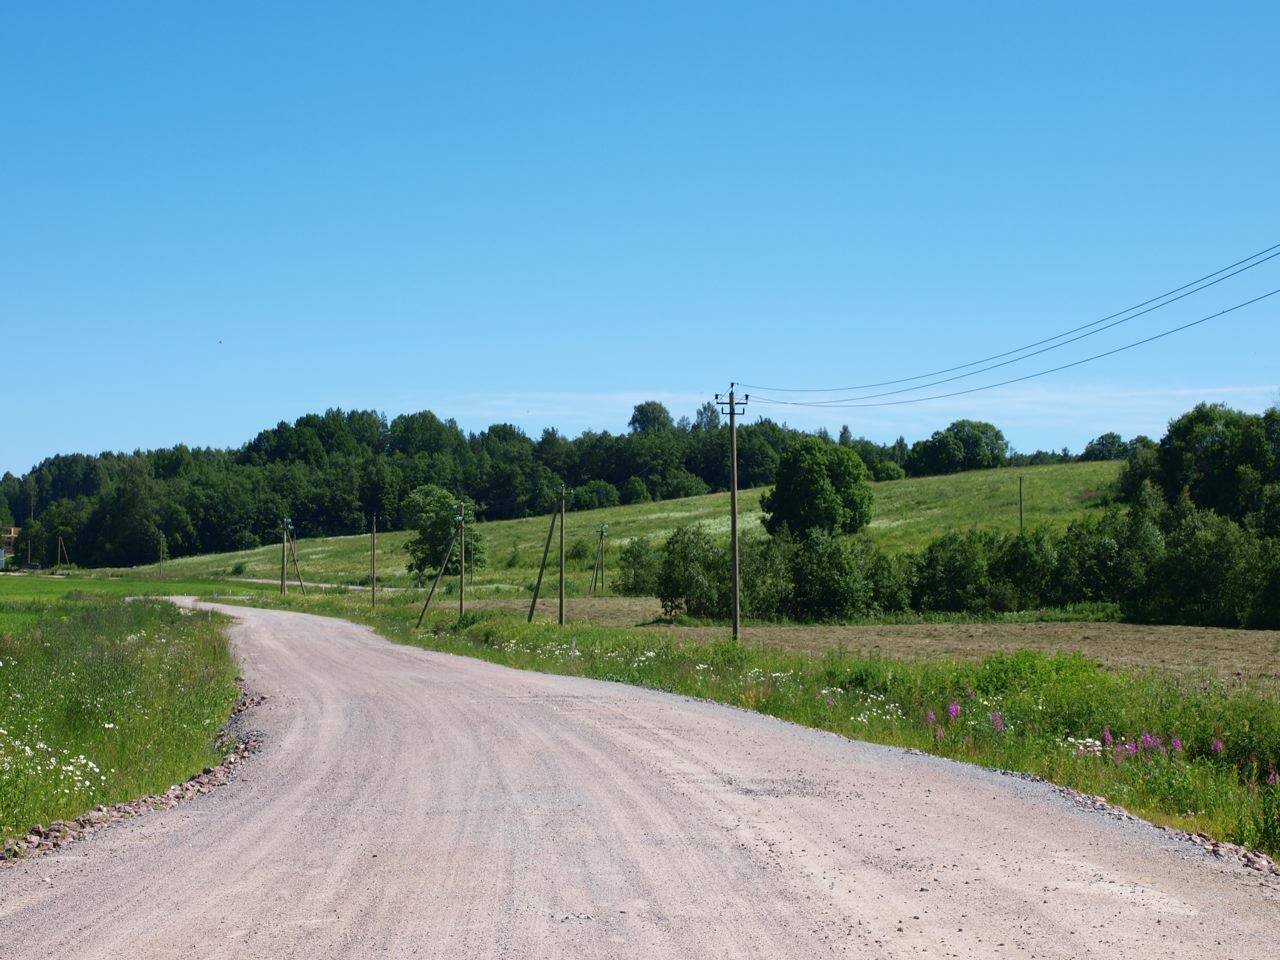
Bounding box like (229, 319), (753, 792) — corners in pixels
(4, 2), (1278, 475)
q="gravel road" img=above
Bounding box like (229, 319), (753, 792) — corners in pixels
(1, 604), (1276, 958)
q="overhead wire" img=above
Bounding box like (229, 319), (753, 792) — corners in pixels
(738, 240), (1280, 394)
(749, 286), (1280, 409)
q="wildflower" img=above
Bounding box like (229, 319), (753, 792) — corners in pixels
(1268, 771), (1280, 786)
(1125, 740), (1139, 757)
(926, 709), (936, 726)
(1103, 728), (1113, 748)
(947, 700), (961, 721)
(1212, 737), (1224, 755)
(934, 726), (945, 741)
(990, 711), (1005, 733)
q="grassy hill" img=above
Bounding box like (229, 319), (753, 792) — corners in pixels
(114, 460), (1121, 596)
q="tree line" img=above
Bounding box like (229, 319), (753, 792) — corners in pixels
(3, 402), (1134, 568)
(622, 402), (1280, 629)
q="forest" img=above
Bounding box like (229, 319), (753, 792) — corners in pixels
(3, 401), (1133, 568)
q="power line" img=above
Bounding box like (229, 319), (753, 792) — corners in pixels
(751, 286), (1279, 409)
(781, 248), (1280, 406)
(739, 240), (1280, 394)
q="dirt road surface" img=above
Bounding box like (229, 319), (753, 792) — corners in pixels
(1, 605), (1276, 958)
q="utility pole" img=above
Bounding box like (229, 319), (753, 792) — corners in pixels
(415, 525), (458, 628)
(717, 385), (748, 643)
(600, 523), (607, 597)
(1019, 477), (1025, 535)
(558, 485), (566, 625)
(528, 504), (558, 622)
(27, 492), (33, 567)
(285, 520), (307, 594)
(457, 504), (465, 617)
(280, 519), (288, 595)
(370, 513), (377, 608)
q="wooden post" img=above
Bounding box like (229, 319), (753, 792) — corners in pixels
(601, 524), (606, 597)
(370, 513), (377, 608)
(528, 506), (558, 622)
(287, 527), (307, 595)
(415, 527), (457, 628)
(1019, 476), (1025, 535)
(728, 387), (741, 643)
(589, 529), (602, 595)
(280, 520), (288, 595)
(558, 486), (566, 626)
(458, 506), (465, 617)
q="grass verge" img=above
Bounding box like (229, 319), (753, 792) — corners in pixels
(0, 589), (240, 843)
(240, 587), (1280, 856)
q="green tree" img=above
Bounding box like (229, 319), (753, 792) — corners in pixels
(402, 485), (483, 583)
(761, 436), (873, 537)
(628, 401), (674, 433)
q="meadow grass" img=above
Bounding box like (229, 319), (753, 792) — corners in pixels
(232, 587), (1280, 856)
(0, 583), (241, 842)
(117, 460), (1120, 594)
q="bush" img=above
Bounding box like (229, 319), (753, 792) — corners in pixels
(784, 533), (873, 621)
(657, 524), (727, 618)
(661, 469), (710, 500)
(617, 537), (661, 596)
(871, 460), (906, 482)
(620, 476), (651, 505)
(988, 530), (1058, 611)
(912, 531), (994, 612)
(572, 480), (619, 511)
(567, 537), (595, 565)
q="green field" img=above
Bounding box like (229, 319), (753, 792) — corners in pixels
(0, 580), (243, 843)
(113, 460), (1121, 595)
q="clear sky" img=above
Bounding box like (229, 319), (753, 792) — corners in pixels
(4, 2), (1278, 475)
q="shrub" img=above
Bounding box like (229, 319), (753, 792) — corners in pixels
(988, 530), (1058, 611)
(620, 476), (651, 505)
(912, 531), (994, 612)
(783, 532), (873, 622)
(661, 469), (710, 500)
(567, 537), (594, 564)
(657, 524), (727, 618)
(572, 480), (619, 511)
(616, 537), (661, 596)
(871, 459), (906, 482)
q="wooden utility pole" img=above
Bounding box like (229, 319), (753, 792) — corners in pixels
(27, 492), (33, 567)
(717, 386), (748, 643)
(280, 520), (288, 595)
(415, 526), (458, 628)
(458, 504), (465, 617)
(286, 522), (307, 594)
(1019, 477), (1025, 535)
(370, 513), (377, 608)
(600, 523), (606, 597)
(558, 486), (566, 625)
(528, 505), (558, 622)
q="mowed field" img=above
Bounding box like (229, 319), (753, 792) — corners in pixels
(114, 460), (1121, 594)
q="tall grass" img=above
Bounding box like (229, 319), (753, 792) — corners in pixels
(0, 595), (239, 842)
(258, 589), (1280, 855)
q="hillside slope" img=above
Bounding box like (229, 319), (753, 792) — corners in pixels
(117, 461), (1120, 594)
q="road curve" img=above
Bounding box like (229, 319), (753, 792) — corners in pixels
(1, 605), (1276, 959)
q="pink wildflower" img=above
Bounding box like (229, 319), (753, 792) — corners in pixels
(1212, 737), (1224, 755)
(1171, 737), (1183, 753)
(935, 726), (945, 741)
(1103, 728), (1113, 748)
(1268, 771), (1280, 786)
(947, 700), (961, 721)
(926, 709), (936, 726)
(990, 711), (1005, 733)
